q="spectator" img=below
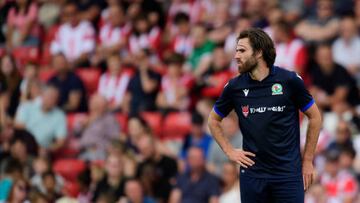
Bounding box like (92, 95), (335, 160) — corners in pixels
(332, 16), (360, 82)
(118, 178), (156, 203)
(124, 116), (151, 153)
(295, 0), (339, 44)
(30, 157), (64, 196)
(48, 53), (88, 113)
(126, 49), (161, 116)
(156, 53), (192, 113)
(128, 14), (161, 57)
(0, 1), (13, 46)
(6, 0), (40, 48)
(92, 153), (127, 202)
(0, 158), (23, 202)
(169, 147), (220, 203)
(180, 111), (212, 160)
(185, 24), (215, 73)
(6, 177), (30, 203)
(320, 149), (358, 203)
(14, 85), (67, 155)
(305, 183), (328, 203)
(19, 63), (39, 103)
(136, 134), (178, 203)
(273, 20), (309, 83)
(169, 12), (193, 57)
(107, 140), (137, 178)
(37, 0), (63, 30)
(50, 2), (95, 67)
(208, 112), (242, 175)
(76, 167), (92, 203)
(219, 162), (240, 203)
(263, 7), (283, 40)
(327, 120), (354, 153)
(98, 54), (133, 112)
(40, 171), (61, 202)
(75, 94), (120, 161)
(309, 43), (360, 112)
(194, 46), (233, 98)
(0, 54), (21, 119)
(339, 147), (357, 173)
(92, 4), (130, 68)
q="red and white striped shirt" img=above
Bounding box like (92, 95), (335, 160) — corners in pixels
(98, 69), (134, 105)
(171, 34), (193, 56)
(51, 21), (95, 62)
(274, 39), (307, 72)
(128, 27), (161, 55)
(99, 23), (131, 48)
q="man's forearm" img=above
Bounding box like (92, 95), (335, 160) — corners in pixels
(303, 115), (321, 161)
(208, 111), (233, 155)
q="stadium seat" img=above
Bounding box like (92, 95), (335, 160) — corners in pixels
(141, 111), (163, 137)
(75, 68), (101, 96)
(66, 113), (88, 133)
(11, 46), (40, 67)
(53, 159), (86, 182)
(162, 112), (191, 140)
(38, 68), (56, 83)
(62, 181), (80, 198)
(115, 113), (128, 133)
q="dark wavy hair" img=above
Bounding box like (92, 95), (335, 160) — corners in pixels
(237, 28), (276, 68)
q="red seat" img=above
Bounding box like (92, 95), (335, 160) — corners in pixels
(53, 159), (86, 182)
(141, 112), (162, 137)
(115, 113), (128, 133)
(163, 112), (191, 140)
(66, 113), (87, 133)
(75, 68), (101, 96)
(62, 181), (80, 198)
(12, 47), (40, 66)
(38, 68), (56, 83)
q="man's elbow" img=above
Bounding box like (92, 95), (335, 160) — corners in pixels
(207, 112), (222, 128)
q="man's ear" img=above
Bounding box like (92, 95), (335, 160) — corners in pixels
(255, 50), (263, 59)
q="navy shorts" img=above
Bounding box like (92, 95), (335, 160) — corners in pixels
(240, 173), (304, 203)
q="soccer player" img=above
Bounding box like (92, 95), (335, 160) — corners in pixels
(208, 28), (322, 202)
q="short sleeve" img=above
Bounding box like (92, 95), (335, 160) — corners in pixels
(289, 72), (314, 112)
(213, 82), (234, 118)
(54, 111), (67, 139)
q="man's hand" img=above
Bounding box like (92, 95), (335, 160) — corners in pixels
(226, 148), (255, 168)
(302, 160), (315, 191)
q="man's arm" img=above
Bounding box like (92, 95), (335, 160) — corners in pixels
(207, 110), (255, 168)
(302, 103), (322, 191)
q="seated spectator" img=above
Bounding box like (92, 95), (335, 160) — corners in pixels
(48, 54), (87, 113)
(194, 46), (233, 98)
(126, 49), (161, 116)
(92, 4), (130, 68)
(305, 183), (328, 203)
(128, 14), (161, 57)
(98, 54), (133, 112)
(76, 167), (92, 203)
(326, 120), (354, 153)
(320, 149), (358, 203)
(295, 0), (339, 44)
(184, 24), (215, 73)
(169, 147), (220, 203)
(118, 178), (156, 203)
(0, 54), (21, 119)
(19, 63), (39, 103)
(169, 12), (193, 57)
(40, 171), (62, 202)
(6, 0), (40, 48)
(14, 85), (67, 155)
(219, 162), (240, 203)
(180, 111), (212, 160)
(0, 158), (23, 201)
(136, 134), (178, 203)
(0, 1), (13, 46)
(124, 116), (151, 153)
(74, 94), (120, 161)
(30, 157), (64, 196)
(273, 20), (309, 84)
(309, 44), (360, 112)
(263, 7), (283, 40)
(208, 112), (242, 175)
(156, 53), (192, 113)
(332, 16), (360, 82)
(6, 176), (30, 203)
(107, 140), (137, 178)
(339, 147), (357, 173)
(92, 153), (127, 202)
(50, 2), (95, 67)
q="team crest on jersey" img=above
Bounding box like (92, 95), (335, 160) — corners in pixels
(241, 105), (249, 117)
(271, 83), (283, 95)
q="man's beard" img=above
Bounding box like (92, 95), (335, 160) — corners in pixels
(238, 55), (258, 74)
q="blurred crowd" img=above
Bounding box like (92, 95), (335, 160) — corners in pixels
(1, 0), (360, 202)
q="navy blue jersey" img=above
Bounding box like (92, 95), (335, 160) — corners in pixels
(213, 66), (314, 178)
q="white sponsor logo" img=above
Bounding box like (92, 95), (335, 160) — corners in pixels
(249, 105), (286, 114)
(243, 89), (249, 97)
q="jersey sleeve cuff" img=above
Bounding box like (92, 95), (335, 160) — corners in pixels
(213, 106), (225, 118)
(301, 99), (315, 112)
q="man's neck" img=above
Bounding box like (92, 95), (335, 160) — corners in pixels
(249, 62), (270, 81)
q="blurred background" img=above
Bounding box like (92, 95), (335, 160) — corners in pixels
(0, 0), (360, 202)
